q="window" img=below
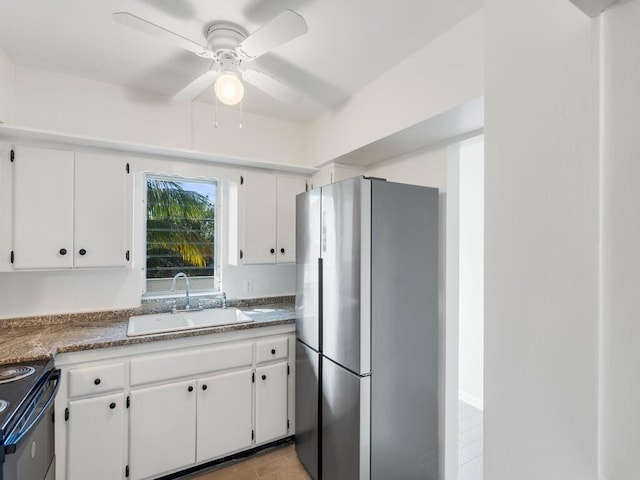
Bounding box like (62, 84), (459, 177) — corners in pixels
(145, 175), (218, 294)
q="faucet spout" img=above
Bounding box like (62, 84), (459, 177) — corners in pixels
(171, 272), (190, 310)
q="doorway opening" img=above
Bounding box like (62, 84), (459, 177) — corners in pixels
(445, 135), (484, 480)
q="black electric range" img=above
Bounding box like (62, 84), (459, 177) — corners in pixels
(0, 358), (60, 480)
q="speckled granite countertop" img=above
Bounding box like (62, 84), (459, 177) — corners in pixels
(0, 300), (295, 366)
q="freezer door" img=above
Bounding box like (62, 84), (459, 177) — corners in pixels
(295, 188), (321, 350)
(321, 177), (371, 375)
(322, 357), (370, 480)
(295, 340), (320, 479)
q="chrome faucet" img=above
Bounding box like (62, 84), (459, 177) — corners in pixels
(171, 272), (190, 310)
(217, 291), (228, 309)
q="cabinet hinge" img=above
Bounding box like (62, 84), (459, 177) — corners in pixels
(10, 251), (14, 264)
(125, 250), (130, 262)
(126, 396), (130, 408)
(240, 250), (244, 260)
(125, 163), (130, 174)
(240, 175), (244, 185)
(252, 372), (255, 383)
(251, 430), (254, 440)
(10, 149), (14, 162)
(125, 465), (130, 478)
(64, 408), (69, 422)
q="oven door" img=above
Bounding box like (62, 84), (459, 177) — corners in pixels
(2, 369), (60, 480)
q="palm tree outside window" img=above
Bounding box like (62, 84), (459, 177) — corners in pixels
(145, 175), (217, 294)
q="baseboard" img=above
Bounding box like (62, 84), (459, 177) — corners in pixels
(459, 392), (483, 411)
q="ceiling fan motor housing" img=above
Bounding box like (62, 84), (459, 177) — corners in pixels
(205, 22), (247, 54)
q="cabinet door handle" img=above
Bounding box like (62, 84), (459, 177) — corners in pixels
(59, 248), (67, 256)
(280, 248), (285, 254)
(79, 249), (87, 256)
(270, 248), (275, 254)
(188, 386), (194, 392)
(202, 384), (208, 391)
(109, 402), (116, 410)
(94, 378), (101, 385)
(271, 349), (276, 355)
(261, 375), (267, 380)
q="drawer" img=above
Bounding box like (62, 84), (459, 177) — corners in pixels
(256, 337), (288, 364)
(130, 342), (253, 386)
(68, 362), (125, 398)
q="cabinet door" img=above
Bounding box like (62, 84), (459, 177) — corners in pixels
(12, 145), (74, 269)
(241, 171), (277, 264)
(74, 152), (130, 268)
(255, 362), (288, 444)
(129, 381), (196, 480)
(67, 393), (125, 480)
(276, 176), (306, 264)
(196, 369), (253, 462)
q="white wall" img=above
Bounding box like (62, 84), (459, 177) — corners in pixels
(484, 1), (600, 479)
(365, 146), (447, 190)
(458, 137), (484, 409)
(0, 45), (13, 123)
(600, 1), (640, 478)
(308, 10), (483, 166)
(11, 65), (309, 166)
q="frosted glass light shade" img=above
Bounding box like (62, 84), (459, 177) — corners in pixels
(214, 73), (244, 105)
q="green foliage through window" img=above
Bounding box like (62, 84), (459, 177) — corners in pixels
(146, 176), (216, 280)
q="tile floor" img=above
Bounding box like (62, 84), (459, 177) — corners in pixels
(185, 443), (311, 480)
(184, 403), (483, 480)
(459, 400), (484, 480)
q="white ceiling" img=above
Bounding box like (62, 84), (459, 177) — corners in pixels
(0, 0), (482, 123)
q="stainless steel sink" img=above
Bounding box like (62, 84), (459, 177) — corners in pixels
(127, 308), (253, 336)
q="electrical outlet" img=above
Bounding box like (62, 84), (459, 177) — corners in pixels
(244, 280), (253, 293)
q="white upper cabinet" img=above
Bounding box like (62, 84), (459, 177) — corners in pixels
(13, 146), (75, 269)
(74, 152), (130, 268)
(238, 171), (306, 265)
(10, 145), (132, 270)
(309, 163), (364, 190)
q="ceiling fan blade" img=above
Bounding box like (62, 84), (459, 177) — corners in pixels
(113, 12), (213, 58)
(242, 70), (301, 104)
(174, 70), (220, 101)
(237, 10), (308, 60)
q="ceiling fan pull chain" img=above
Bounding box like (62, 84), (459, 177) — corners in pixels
(214, 94), (219, 129)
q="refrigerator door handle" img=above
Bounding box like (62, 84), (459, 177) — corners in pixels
(321, 210), (327, 253)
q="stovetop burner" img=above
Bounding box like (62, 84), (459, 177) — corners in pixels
(0, 366), (35, 384)
(0, 400), (7, 413)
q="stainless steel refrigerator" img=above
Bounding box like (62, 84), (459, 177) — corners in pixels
(295, 176), (439, 480)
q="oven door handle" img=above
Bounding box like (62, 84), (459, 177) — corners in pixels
(3, 368), (61, 455)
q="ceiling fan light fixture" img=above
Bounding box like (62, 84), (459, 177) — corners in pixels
(214, 72), (244, 105)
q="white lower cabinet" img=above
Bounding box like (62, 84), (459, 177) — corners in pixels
(56, 329), (294, 480)
(129, 380), (197, 480)
(255, 361), (288, 444)
(196, 369), (253, 462)
(66, 393), (126, 480)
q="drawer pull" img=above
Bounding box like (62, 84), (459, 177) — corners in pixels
(109, 402), (116, 409)
(94, 378), (101, 385)
(202, 384), (208, 391)
(271, 349), (276, 355)
(188, 386), (194, 392)
(262, 375), (267, 380)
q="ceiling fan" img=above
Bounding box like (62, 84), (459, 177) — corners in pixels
(113, 9), (308, 105)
